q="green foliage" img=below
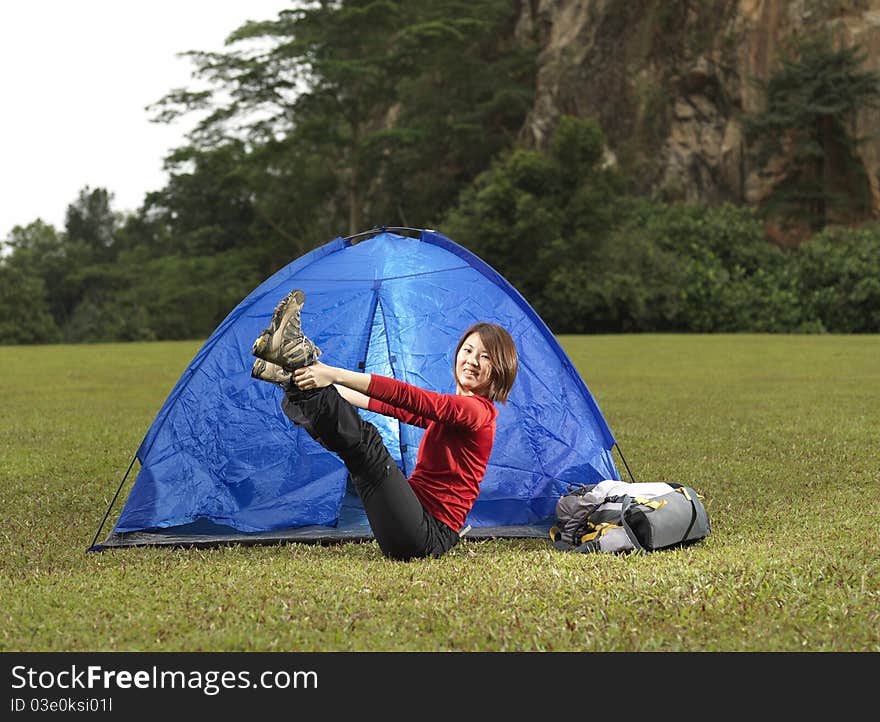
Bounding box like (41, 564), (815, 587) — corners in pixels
(744, 32), (880, 230)
(2, 190), (127, 336)
(0, 266), (60, 344)
(792, 224), (880, 332)
(538, 201), (794, 333)
(546, 216), (685, 333)
(3, 219), (72, 327)
(149, 0), (534, 235)
(130, 250), (263, 340)
(60, 261), (150, 343)
(1, 337), (877, 651)
(65, 187), (121, 264)
(444, 116), (628, 330)
(63, 249), (263, 343)
(647, 203), (880, 333)
(446, 135), (880, 333)
(144, 143), (261, 256)
(626, 202), (804, 332)
(0, 192), (263, 343)
(377, 0), (535, 227)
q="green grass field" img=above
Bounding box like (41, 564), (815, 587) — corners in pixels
(1, 335), (877, 652)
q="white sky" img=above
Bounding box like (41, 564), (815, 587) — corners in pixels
(0, 0), (293, 239)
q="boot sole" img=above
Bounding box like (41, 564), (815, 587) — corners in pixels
(254, 289), (320, 369)
(252, 289), (305, 357)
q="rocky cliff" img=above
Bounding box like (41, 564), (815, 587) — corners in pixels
(516, 0), (880, 225)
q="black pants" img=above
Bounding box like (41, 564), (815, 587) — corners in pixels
(281, 386), (460, 560)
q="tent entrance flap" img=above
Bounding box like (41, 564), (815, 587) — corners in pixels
(358, 293), (410, 476)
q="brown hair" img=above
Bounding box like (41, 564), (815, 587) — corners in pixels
(454, 322), (518, 404)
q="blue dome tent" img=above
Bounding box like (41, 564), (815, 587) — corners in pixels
(90, 228), (626, 550)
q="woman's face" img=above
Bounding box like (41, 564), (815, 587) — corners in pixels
(455, 332), (493, 396)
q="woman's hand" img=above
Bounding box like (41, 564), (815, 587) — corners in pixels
(293, 361), (337, 390)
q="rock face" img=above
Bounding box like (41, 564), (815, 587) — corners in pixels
(516, 0), (880, 218)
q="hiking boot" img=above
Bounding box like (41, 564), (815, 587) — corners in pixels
(252, 288), (321, 370)
(251, 359), (292, 389)
(251, 289), (303, 358)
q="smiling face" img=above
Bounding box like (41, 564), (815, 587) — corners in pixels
(455, 332), (493, 396)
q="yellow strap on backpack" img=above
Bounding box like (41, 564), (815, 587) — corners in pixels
(674, 487), (704, 501)
(633, 496), (667, 510)
(581, 522), (622, 544)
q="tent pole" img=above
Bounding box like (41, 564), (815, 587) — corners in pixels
(344, 226), (425, 243)
(86, 453), (137, 552)
(614, 442), (637, 483)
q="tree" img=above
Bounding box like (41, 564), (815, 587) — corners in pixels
(3, 189), (129, 336)
(3, 219), (72, 327)
(65, 186), (121, 263)
(142, 142), (260, 256)
(150, 0), (405, 235)
(744, 32), (880, 232)
(60, 187), (125, 332)
(792, 223), (880, 332)
(443, 116), (628, 330)
(368, 0), (535, 227)
(148, 0), (534, 235)
(0, 265), (60, 344)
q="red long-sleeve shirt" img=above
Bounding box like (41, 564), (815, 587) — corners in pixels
(366, 374), (497, 533)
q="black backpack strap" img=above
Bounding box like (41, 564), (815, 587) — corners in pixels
(677, 486), (699, 543)
(616, 494), (646, 554)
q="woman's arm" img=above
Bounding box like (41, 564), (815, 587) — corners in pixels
(333, 383), (371, 410)
(295, 362), (429, 426)
(293, 361), (371, 394)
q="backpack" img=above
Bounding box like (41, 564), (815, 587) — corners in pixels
(549, 479), (710, 554)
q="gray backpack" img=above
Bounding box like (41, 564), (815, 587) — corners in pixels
(550, 480), (710, 554)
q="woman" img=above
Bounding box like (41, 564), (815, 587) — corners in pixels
(251, 289), (518, 560)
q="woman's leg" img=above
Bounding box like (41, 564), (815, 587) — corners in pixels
(281, 386), (458, 560)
